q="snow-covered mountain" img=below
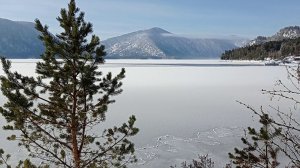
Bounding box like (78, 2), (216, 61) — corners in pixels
(0, 18), (44, 58)
(103, 27), (239, 59)
(0, 19), (244, 59)
(249, 26), (300, 46)
(271, 26), (300, 40)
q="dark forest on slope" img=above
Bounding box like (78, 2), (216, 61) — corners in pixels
(221, 37), (300, 60)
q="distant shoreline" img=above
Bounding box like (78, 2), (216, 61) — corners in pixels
(6, 59), (269, 67)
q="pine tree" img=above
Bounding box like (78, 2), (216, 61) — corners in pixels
(0, 0), (138, 167)
(229, 111), (281, 168)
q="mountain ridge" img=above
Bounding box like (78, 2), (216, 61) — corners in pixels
(0, 18), (44, 58)
(103, 27), (239, 59)
(221, 26), (300, 60)
(249, 26), (300, 46)
(0, 18), (259, 59)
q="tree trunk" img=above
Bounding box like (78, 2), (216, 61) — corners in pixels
(71, 123), (80, 168)
(71, 71), (80, 168)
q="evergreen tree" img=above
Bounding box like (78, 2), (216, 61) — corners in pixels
(0, 148), (11, 168)
(170, 155), (215, 168)
(229, 108), (281, 168)
(0, 0), (138, 167)
(229, 65), (300, 168)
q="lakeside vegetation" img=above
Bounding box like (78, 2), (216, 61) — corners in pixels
(221, 37), (300, 60)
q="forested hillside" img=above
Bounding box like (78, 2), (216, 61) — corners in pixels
(0, 18), (44, 58)
(221, 26), (300, 60)
(221, 37), (300, 60)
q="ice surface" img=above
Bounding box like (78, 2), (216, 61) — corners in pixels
(132, 127), (244, 167)
(0, 59), (292, 167)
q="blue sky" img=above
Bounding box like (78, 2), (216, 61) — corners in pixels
(0, 0), (300, 40)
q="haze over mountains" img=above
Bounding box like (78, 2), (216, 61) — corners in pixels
(0, 18), (245, 59)
(2, 18), (299, 59)
(103, 27), (240, 59)
(0, 18), (44, 58)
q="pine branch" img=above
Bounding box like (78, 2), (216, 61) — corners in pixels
(20, 129), (72, 168)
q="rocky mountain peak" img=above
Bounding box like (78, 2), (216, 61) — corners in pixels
(273, 26), (300, 39)
(249, 26), (300, 46)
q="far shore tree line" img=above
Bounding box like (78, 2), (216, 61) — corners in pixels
(221, 37), (300, 60)
(0, 0), (300, 167)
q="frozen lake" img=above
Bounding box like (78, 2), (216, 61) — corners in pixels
(0, 59), (293, 167)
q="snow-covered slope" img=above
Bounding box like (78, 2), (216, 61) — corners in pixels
(249, 26), (300, 46)
(0, 18), (44, 58)
(103, 28), (167, 59)
(271, 26), (300, 40)
(0, 19), (244, 59)
(103, 27), (238, 59)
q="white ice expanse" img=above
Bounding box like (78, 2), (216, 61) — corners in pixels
(0, 59), (295, 167)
